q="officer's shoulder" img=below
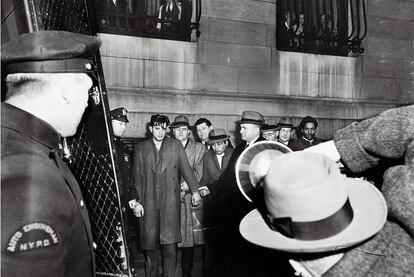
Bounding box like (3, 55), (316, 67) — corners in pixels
(2, 152), (77, 216)
(3, 151), (68, 191)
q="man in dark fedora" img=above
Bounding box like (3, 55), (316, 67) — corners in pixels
(211, 111), (267, 276)
(276, 117), (296, 147)
(170, 115), (206, 277)
(1, 31), (101, 277)
(261, 124), (278, 142)
(199, 128), (234, 276)
(289, 115), (322, 151)
(225, 111), (267, 219)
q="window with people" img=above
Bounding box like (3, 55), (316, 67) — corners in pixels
(276, 0), (366, 56)
(96, 0), (200, 42)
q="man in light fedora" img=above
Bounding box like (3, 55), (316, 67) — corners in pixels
(170, 115), (206, 277)
(276, 117), (296, 147)
(198, 128), (234, 276)
(241, 104), (414, 276)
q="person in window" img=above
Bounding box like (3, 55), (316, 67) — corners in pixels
(156, 0), (182, 33)
(315, 13), (337, 50)
(278, 10), (294, 48)
(179, 0), (193, 40)
(101, 0), (127, 28)
(292, 13), (305, 48)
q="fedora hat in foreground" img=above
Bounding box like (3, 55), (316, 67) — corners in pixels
(207, 128), (230, 144)
(235, 111), (266, 126)
(240, 151), (387, 253)
(236, 141), (292, 202)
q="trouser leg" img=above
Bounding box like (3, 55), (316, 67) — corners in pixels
(181, 247), (194, 277)
(145, 249), (160, 277)
(162, 243), (178, 277)
(204, 228), (217, 277)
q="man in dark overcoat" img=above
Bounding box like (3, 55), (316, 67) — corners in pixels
(133, 114), (201, 277)
(209, 111), (268, 276)
(199, 128), (233, 276)
(1, 31), (101, 277)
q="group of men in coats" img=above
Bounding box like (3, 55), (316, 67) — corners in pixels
(113, 108), (287, 276)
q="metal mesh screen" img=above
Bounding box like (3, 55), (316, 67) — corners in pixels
(68, 122), (127, 276)
(30, 0), (91, 34)
(27, 0), (131, 276)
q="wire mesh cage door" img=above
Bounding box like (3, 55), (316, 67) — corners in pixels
(23, 0), (134, 276)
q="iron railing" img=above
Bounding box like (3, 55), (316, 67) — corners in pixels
(94, 0), (202, 42)
(277, 0), (367, 56)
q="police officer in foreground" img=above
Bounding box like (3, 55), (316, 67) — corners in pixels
(1, 31), (101, 277)
(110, 108), (144, 265)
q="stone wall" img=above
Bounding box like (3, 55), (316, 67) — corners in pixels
(101, 0), (414, 142)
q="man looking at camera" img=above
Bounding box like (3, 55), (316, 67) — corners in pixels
(133, 114), (201, 277)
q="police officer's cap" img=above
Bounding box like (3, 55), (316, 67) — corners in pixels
(1, 31), (102, 75)
(110, 108), (129, 123)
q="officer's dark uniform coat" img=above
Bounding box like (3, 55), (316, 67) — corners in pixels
(114, 137), (139, 210)
(1, 103), (95, 277)
(133, 136), (199, 250)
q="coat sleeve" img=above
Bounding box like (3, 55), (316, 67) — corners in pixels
(333, 105), (414, 173)
(178, 142), (199, 193)
(133, 143), (143, 202)
(125, 147), (139, 202)
(192, 144), (206, 182)
(199, 154), (211, 187)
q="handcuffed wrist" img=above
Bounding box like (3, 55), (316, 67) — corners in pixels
(128, 199), (141, 209)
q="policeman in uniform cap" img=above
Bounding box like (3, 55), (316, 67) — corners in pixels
(110, 108), (144, 263)
(1, 31), (101, 277)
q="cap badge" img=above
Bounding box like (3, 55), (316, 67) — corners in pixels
(85, 63), (92, 70)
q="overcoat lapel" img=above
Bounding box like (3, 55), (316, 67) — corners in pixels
(221, 151), (231, 173)
(213, 154), (221, 172)
(159, 137), (171, 174)
(142, 140), (157, 173)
